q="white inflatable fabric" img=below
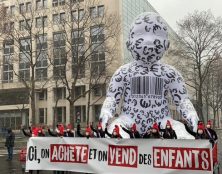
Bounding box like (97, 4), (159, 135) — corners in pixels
(100, 12), (199, 139)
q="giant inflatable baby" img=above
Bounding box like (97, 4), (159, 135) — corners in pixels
(99, 12), (199, 139)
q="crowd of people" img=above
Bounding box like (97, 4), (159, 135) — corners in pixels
(20, 119), (218, 145)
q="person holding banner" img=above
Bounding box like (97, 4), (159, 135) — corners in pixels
(105, 124), (122, 139)
(143, 123), (161, 139)
(77, 124), (94, 138)
(64, 124), (75, 137)
(184, 121), (209, 140)
(120, 123), (141, 138)
(48, 124), (64, 137)
(99, 12), (199, 139)
(205, 120), (218, 144)
(90, 122), (105, 138)
(159, 120), (177, 139)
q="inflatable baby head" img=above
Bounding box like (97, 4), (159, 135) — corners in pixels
(126, 12), (170, 65)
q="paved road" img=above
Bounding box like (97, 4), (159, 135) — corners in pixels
(0, 154), (86, 174)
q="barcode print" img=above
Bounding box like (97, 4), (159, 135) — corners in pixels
(131, 76), (163, 96)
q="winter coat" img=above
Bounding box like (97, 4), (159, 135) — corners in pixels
(5, 131), (15, 147)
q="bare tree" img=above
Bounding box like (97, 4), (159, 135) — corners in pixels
(174, 10), (222, 122)
(49, 0), (120, 126)
(202, 56), (222, 127)
(0, 1), (51, 125)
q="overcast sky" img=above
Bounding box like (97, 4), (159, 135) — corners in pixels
(148, 0), (222, 31)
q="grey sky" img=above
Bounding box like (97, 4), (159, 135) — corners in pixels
(148, 0), (222, 31)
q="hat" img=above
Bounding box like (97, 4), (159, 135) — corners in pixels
(113, 125), (120, 135)
(32, 127), (38, 137)
(166, 120), (172, 127)
(197, 122), (205, 130)
(207, 120), (212, 126)
(131, 123), (137, 132)
(152, 122), (159, 131)
(58, 124), (64, 135)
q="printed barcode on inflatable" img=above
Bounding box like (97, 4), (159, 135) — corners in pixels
(131, 76), (163, 96)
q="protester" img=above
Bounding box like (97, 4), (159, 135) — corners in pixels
(159, 120), (177, 139)
(48, 124), (64, 137)
(120, 123), (141, 138)
(5, 128), (15, 161)
(105, 124), (122, 139)
(77, 124), (93, 138)
(184, 121), (209, 139)
(64, 124), (75, 137)
(205, 120), (218, 147)
(143, 123), (161, 139)
(90, 121), (105, 138)
(21, 126), (44, 174)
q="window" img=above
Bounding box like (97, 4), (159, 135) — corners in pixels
(19, 38), (31, 81)
(71, 9), (84, 21)
(90, 6), (104, 18)
(6, 6), (15, 16)
(53, 13), (65, 25)
(3, 22), (14, 33)
(93, 84), (106, 96)
(72, 29), (85, 78)
(90, 7), (96, 18)
(26, 2), (32, 12)
(36, 16), (47, 28)
(19, 3), (25, 14)
(90, 25), (105, 76)
(38, 89), (47, 100)
(75, 106), (86, 122)
(19, 19), (31, 31)
(98, 5), (104, 17)
(54, 87), (66, 100)
(70, 0), (84, 3)
(3, 40), (14, 83)
(74, 85), (85, 98)
(53, 32), (66, 79)
(94, 105), (102, 121)
(36, 34), (47, 80)
(39, 108), (45, 124)
(54, 107), (66, 123)
(36, 0), (47, 9)
(11, 6), (15, 15)
(52, 0), (65, 7)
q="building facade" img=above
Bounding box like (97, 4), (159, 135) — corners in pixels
(0, 0), (179, 130)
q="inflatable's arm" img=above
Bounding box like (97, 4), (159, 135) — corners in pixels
(99, 67), (126, 130)
(168, 68), (199, 132)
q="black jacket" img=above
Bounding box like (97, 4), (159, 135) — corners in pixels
(205, 128), (218, 141)
(143, 132), (161, 139)
(5, 131), (15, 147)
(121, 127), (141, 138)
(184, 123), (209, 139)
(105, 128), (122, 139)
(64, 130), (75, 137)
(90, 125), (105, 138)
(162, 128), (177, 139)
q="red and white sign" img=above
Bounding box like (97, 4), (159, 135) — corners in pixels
(26, 138), (213, 174)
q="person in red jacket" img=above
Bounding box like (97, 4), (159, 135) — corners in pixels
(77, 124), (93, 138)
(48, 124), (64, 137)
(159, 120), (177, 139)
(90, 121), (105, 138)
(143, 123), (161, 139)
(105, 125), (122, 139)
(120, 123), (141, 138)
